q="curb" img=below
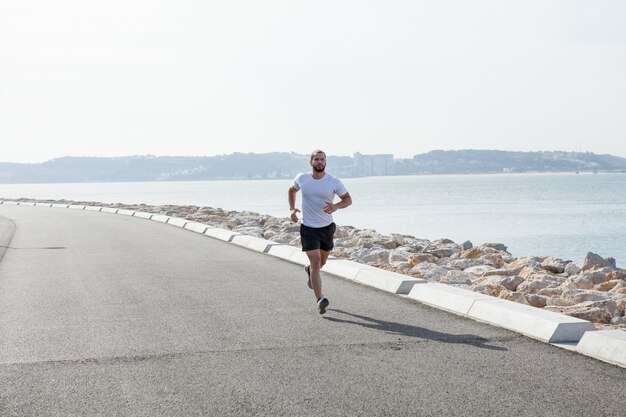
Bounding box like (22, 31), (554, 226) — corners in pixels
(1, 200), (625, 368)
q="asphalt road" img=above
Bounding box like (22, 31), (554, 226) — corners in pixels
(0, 204), (624, 417)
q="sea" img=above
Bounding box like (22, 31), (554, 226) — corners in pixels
(1, 172), (625, 267)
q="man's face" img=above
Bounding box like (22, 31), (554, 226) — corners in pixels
(311, 153), (326, 173)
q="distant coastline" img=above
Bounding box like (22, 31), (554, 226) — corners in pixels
(1, 150), (626, 184)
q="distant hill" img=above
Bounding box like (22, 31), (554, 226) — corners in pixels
(0, 150), (625, 184)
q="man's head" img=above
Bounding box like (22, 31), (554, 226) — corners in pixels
(310, 150), (326, 173)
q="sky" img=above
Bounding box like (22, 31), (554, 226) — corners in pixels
(1, 0), (625, 163)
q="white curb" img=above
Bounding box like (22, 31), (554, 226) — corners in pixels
(576, 330), (626, 368)
(354, 267), (425, 295)
(204, 227), (240, 242)
(407, 282), (493, 316)
(167, 217), (188, 228)
(467, 298), (596, 343)
(184, 222), (210, 234)
(230, 235), (278, 253)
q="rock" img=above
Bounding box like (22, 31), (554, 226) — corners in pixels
(482, 243), (508, 252)
(561, 289), (614, 304)
(360, 249), (391, 264)
(609, 282), (626, 294)
(410, 262), (448, 281)
(544, 300), (621, 323)
(607, 270), (626, 281)
(424, 243), (461, 259)
(438, 258), (487, 271)
(461, 240), (473, 250)
(506, 257), (542, 270)
(564, 262), (582, 276)
(566, 274), (595, 290)
(482, 253), (505, 268)
(518, 266), (544, 279)
(498, 290), (529, 304)
(541, 257), (569, 274)
(582, 252), (615, 271)
(472, 283), (506, 297)
(407, 253), (439, 267)
(594, 280), (623, 292)
(464, 265), (496, 275)
(472, 275), (524, 291)
(388, 250), (413, 263)
(460, 247), (484, 259)
(516, 274), (564, 294)
(389, 261), (411, 270)
(526, 294), (548, 308)
(441, 270), (473, 285)
(483, 266), (524, 277)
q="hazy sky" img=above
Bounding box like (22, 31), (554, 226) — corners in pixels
(1, 0), (625, 163)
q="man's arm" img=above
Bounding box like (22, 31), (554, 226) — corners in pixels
(288, 186), (300, 223)
(324, 192), (352, 214)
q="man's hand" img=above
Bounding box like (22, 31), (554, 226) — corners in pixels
(290, 208), (300, 223)
(323, 202), (337, 214)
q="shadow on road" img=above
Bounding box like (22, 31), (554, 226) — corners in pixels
(324, 309), (508, 351)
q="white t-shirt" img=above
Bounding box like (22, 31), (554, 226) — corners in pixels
(293, 172), (349, 228)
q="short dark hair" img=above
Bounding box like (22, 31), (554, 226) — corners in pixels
(310, 150), (326, 161)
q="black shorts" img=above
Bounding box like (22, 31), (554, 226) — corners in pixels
(300, 223), (336, 252)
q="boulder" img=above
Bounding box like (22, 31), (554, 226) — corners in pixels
(482, 253), (505, 268)
(472, 283), (506, 297)
(505, 257), (542, 270)
(464, 264), (496, 275)
(582, 252), (615, 271)
(472, 274), (524, 291)
(498, 290), (529, 304)
(409, 262), (448, 281)
(438, 258), (486, 271)
(594, 280), (623, 292)
(461, 247), (485, 259)
(564, 262), (582, 276)
(461, 240), (473, 250)
(541, 257), (569, 274)
(407, 253), (439, 267)
(526, 294), (548, 308)
(561, 289), (614, 304)
(388, 250), (413, 263)
(516, 274), (564, 294)
(441, 270), (473, 285)
(482, 243), (509, 252)
(424, 243), (461, 259)
(482, 266), (525, 277)
(544, 300), (621, 323)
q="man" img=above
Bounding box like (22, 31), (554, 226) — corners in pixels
(288, 150), (352, 314)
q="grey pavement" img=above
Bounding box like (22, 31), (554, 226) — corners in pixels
(0, 205), (625, 417)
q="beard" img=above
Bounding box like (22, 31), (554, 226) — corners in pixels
(313, 164), (326, 173)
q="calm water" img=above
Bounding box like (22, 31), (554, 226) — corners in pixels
(1, 172), (625, 266)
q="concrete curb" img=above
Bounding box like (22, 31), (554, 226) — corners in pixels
(576, 330), (626, 367)
(1, 200), (624, 368)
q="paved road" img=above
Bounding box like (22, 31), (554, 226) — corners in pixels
(0, 205), (624, 417)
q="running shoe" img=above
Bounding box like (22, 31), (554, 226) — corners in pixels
(317, 297), (329, 314)
(305, 265), (312, 289)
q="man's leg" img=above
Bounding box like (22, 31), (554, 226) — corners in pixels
(320, 249), (331, 268)
(305, 249), (323, 300)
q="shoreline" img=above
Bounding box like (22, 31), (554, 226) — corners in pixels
(3, 197), (626, 330)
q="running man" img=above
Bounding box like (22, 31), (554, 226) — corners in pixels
(288, 150), (352, 314)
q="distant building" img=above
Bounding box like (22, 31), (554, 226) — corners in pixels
(353, 152), (394, 176)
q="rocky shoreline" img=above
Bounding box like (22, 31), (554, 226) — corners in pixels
(5, 198), (626, 330)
